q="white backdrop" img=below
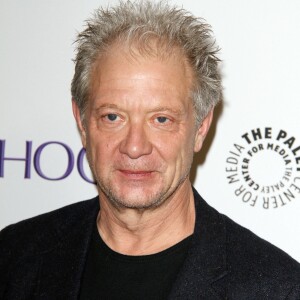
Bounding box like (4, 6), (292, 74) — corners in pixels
(1, 0), (300, 262)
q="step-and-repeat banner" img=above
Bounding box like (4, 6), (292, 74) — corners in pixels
(1, 0), (300, 261)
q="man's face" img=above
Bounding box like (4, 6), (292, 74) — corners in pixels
(74, 46), (211, 209)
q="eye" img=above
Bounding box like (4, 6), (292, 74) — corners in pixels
(155, 116), (169, 124)
(98, 111), (125, 130)
(106, 113), (119, 121)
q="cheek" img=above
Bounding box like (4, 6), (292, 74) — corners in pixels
(155, 133), (194, 165)
(88, 131), (121, 163)
(176, 133), (196, 167)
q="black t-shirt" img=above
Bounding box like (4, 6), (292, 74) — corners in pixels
(79, 225), (192, 300)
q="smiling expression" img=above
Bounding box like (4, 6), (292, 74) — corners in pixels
(74, 45), (208, 209)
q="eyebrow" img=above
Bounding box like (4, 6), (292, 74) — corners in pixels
(94, 104), (184, 115)
(94, 103), (119, 112)
(96, 103), (119, 110)
(148, 106), (185, 116)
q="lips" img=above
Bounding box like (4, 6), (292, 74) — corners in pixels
(118, 169), (154, 179)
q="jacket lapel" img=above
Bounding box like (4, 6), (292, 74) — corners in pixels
(168, 189), (228, 299)
(36, 198), (99, 299)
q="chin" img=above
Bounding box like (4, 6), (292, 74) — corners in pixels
(103, 186), (168, 210)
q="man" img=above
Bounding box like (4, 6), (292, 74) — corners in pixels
(1, 1), (300, 299)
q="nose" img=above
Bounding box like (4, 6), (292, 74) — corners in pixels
(119, 122), (152, 159)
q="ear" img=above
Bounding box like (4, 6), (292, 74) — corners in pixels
(194, 109), (214, 153)
(72, 100), (87, 148)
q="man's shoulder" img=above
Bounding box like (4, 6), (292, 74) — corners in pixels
(193, 189), (300, 288)
(0, 197), (99, 254)
(223, 213), (300, 279)
(192, 191), (300, 297)
(0, 197), (99, 298)
(215, 213), (300, 297)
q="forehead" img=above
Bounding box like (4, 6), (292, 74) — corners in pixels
(90, 44), (194, 101)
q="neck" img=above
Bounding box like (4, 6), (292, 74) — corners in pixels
(97, 181), (195, 255)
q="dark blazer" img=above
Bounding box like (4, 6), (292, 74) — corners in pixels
(1, 189), (300, 299)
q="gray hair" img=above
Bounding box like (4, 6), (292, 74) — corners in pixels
(71, 0), (222, 125)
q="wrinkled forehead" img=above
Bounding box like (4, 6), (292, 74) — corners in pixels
(90, 42), (194, 96)
(91, 39), (195, 88)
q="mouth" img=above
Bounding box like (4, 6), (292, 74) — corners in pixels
(118, 169), (155, 179)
